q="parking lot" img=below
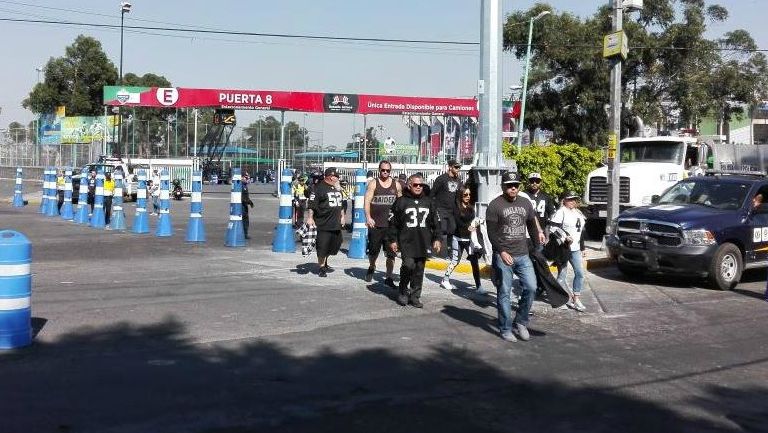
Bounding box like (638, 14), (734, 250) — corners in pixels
(1, 182), (767, 433)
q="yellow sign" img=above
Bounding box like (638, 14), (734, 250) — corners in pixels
(607, 148), (616, 159)
(608, 132), (618, 149)
(603, 31), (628, 60)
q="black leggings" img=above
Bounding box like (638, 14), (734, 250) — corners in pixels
(444, 238), (482, 287)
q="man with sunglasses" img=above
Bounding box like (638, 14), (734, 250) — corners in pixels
(430, 159), (464, 257)
(364, 160), (402, 286)
(306, 167), (345, 277)
(486, 170), (547, 342)
(526, 172), (556, 241)
(387, 174), (442, 308)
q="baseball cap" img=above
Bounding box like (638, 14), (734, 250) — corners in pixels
(563, 190), (580, 200)
(528, 172), (542, 180)
(324, 167), (339, 177)
(501, 171), (521, 185)
(447, 159), (461, 168)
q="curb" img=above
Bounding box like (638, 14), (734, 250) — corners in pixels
(425, 255), (614, 276)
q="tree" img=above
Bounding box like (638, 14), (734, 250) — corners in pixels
(242, 116), (308, 161)
(6, 121), (27, 143)
(23, 35), (118, 116)
(119, 72), (174, 157)
(504, 1), (768, 147)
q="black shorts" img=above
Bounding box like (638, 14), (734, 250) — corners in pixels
(367, 227), (396, 259)
(316, 230), (343, 257)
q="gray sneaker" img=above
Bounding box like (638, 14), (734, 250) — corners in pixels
(500, 331), (517, 342)
(515, 323), (530, 341)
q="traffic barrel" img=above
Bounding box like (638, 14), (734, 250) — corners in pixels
(186, 170), (206, 242)
(110, 171), (126, 230)
(38, 168), (48, 214)
(225, 168), (245, 247)
(60, 168), (74, 220)
(44, 168), (59, 217)
(74, 167), (90, 224)
(271, 168), (295, 253)
(89, 168), (106, 228)
(12, 167), (24, 207)
(0, 230), (32, 349)
(348, 168), (369, 259)
(156, 169), (173, 237)
(132, 169), (150, 234)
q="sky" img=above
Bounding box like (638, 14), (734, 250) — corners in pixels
(0, 0), (765, 147)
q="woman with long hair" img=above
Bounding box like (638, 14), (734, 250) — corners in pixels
(440, 186), (485, 294)
(549, 191), (587, 311)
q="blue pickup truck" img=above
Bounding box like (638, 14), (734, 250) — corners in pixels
(605, 172), (768, 290)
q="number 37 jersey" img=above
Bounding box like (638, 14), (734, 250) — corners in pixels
(307, 182), (344, 231)
(386, 191), (441, 258)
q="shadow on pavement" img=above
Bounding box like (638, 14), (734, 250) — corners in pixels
(1, 317), (756, 433)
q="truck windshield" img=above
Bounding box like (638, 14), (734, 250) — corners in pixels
(658, 180), (750, 210)
(620, 141), (685, 164)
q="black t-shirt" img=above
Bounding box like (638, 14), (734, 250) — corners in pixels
(455, 205), (476, 238)
(485, 194), (539, 257)
(430, 173), (462, 212)
(308, 181), (344, 231)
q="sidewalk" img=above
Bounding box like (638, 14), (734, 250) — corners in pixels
(425, 239), (612, 276)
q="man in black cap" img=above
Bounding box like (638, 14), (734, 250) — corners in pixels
(486, 170), (546, 342)
(306, 167), (345, 277)
(430, 159), (463, 256)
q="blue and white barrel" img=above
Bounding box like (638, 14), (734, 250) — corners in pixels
(74, 167), (90, 224)
(271, 168), (296, 253)
(90, 168), (106, 228)
(44, 168), (59, 217)
(186, 170), (206, 242)
(225, 168), (245, 247)
(132, 169), (150, 234)
(60, 168), (74, 220)
(0, 230), (32, 349)
(348, 168), (369, 259)
(38, 168), (49, 214)
(12, 167), (24, 207)
(110, 171), (126, 230)
(156, 169), (172, 237)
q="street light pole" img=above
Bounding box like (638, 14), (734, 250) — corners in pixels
(117, 2), (131, 158)
(606, 0), (623, 225)
(516, 10), (550, 151)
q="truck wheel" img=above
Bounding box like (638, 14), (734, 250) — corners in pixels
(617, 263), (644, 279)
(708, 243), (742, 291)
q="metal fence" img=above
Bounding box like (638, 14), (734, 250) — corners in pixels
(0, 141), (101, 169)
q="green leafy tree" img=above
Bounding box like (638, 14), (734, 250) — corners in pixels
(242, 116), (307, 162)
(23, 35), (118, 116)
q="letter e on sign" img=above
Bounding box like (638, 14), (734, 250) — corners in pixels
(156, 88), (179, 106)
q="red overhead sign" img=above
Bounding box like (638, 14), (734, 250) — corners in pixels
(103, 86), (478, 117)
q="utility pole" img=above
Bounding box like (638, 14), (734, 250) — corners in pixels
(606, 0), (623, 226)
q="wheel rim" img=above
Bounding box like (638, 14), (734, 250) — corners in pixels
(720, 254), (738, 282)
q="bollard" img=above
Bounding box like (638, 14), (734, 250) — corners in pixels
(271, 168), (296, 253)
(132, 170), (150, 234)
(12, 167), (24, 207)
(186, 170), (206, 242)
(110, 171), (126, 230)
(39, 168), (48, 214)
(348, 168), (369, 259)
(45, 168), (59, 217)
(0, 230), (32, 349)
(74, 167), (90, 224)
(60, 168), (74, 220)
(225, 168), (245, 247)
(90, 168), (106, 228)
(156, 169), (173, 237)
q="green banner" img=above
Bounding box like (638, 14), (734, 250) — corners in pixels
(61, 116), (120, 144)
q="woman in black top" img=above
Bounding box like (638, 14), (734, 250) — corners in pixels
(440, 186), (484, 294)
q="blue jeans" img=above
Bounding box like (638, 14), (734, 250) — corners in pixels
(493, 253), (537, 331)
(557, 250), (584, 295)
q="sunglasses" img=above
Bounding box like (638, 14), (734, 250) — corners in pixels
(504, 183), (520, 189)
(452, 165), (462, 169)
(462, 192), (471, 197)
(529, 179), (541, 184)
(379, 169), (391, 173)
(411, 183), (425, 188)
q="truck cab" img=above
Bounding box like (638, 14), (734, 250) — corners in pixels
(605, 173), (768, 290)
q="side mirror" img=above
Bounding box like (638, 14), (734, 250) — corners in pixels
(651, 195), (660, 204)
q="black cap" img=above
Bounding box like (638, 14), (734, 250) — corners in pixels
(501, 171), (521, 185)
(324, 167), (339, 177)
(447, 159), (460, 167)
(563, 191), (580, 200)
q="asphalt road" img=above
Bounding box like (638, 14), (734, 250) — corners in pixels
(1, 182), (767, 433)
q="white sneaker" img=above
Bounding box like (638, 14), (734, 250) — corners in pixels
(573, 297), (586, 312)
(440, 280), (454, 291)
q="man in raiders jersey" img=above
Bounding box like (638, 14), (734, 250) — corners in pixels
(526, 172), (556, 242)
(306, 167), (345, 278)
(387, 174), (442, 308)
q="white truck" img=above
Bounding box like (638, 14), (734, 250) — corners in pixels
(583, 136), (708, 234)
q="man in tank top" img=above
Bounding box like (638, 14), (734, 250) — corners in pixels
(364, 160), (402, 287)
